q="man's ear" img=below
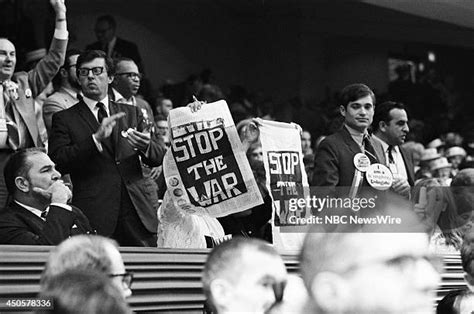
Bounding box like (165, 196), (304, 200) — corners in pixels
(310, 272), (351, 313)
(59, 68), (68, 77)
(108, 75), (114, 84)
(209, 278), (233, 311)
(379, 121), (387, 132)
(339, 105), (346, 118)
(15, 176), (29, 193)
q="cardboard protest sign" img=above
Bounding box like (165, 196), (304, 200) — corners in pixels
(164, 100), (263, 217)
(258, 119), (308, 250)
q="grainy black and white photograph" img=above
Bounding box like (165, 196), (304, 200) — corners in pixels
(1, 0), (474, 313)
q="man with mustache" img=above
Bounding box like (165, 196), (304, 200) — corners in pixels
(372, 101), (414, 198)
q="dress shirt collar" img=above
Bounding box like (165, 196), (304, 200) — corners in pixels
(83, 95), (110, 117)
(62, 86), (80, 100)
(344, 124), (368, 148)
(373, 135), (400, 155)
(112, 88), (135, 106)
(14, 200), (46, 221)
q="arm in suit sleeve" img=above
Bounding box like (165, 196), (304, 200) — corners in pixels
(312, 139), (340, 187)
(49, 111), (101, 174)
(27, 37), (67, 97)
(43, 97), (65, 133)
(0, 206), (76, 245)
(135, 106), (167, 167)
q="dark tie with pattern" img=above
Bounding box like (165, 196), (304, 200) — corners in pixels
(363, 136), (378, 164)
(41, 210), (48, 219)
(96, 102), (108, 123)
(387, 145), (395, 164)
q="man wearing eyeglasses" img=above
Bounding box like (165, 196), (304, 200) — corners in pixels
(43, 49), (82, 135)
(49, 50), (166, 247)
(41, 235), (133, 299)
(299, 195), (441, 314)
(0, 0), (68, 209)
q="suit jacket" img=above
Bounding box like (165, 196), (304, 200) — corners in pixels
(372, 137), (416, 186)
(312, 127), (384, 189)
(43, 87), (79, 135)
(0, 202), (93, 245)
(49, 99), (166, 235)
(86, 37), (142, 70)
(9, 37), (67, 148)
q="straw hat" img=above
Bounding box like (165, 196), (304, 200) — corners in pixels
(445, 146), (467, 158)
(420, 148), (441, 161)
(430, 157), (452, 171)
(427, 138), (445, 149)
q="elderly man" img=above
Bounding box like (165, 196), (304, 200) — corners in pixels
(49, 50), (166, 246)
(41, 235), (133, 299)
(0, 148), (93, 244)
(202, 237), (288, 313)
(43, 48), (82, 135)
(312, 83), (383, 197)
(299, 195), (441, 314)
(372, 101), (414, 198)
(0, 0), (68, 208)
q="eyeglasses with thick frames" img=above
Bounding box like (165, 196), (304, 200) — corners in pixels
(109, 272), (134, 289)
(77, 66), (106, 77)
(116, 72), (142, 80)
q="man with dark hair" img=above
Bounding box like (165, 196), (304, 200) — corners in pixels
(202, 237), (287, 313)
(0, 0), (68, 208)
(38, 269), (132, 314)
(86, 15), (143, 71)
(49, 50), (166, 246)
(299, 195), (441, 314)
(437, 231), (474, 313)
(41, 235), (132, 299)
(312, 83), (383, 194)
(0, 148), (93, 244)
(43, 48), (82, 135)
(372, 101), (414, 198)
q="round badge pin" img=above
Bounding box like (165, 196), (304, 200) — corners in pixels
(365, 163), (393, 190)
(353, 153), (371, 172)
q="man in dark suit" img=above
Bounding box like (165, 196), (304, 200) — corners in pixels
(312, 83), (383, 195)
(0, 148), (94, 245)
(86, 15), (143, 72)
(49, 50), (166, 246)
(0, 0), (68, 209)
(372, 101), (414, 199)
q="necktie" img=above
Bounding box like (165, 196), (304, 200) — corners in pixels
(2, 81), (21, 149)
(96, 102), (108, 123)
(387, 145), (395, 164)
(41, 210), (48, 219)
(363, 136), (378, 164)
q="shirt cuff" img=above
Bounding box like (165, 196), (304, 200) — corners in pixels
(50, 203), (72, 211)
(92, 134), (104, 152)
(53, 28), (69, 40)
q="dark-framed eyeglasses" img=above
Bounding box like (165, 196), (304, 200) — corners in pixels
(77, 66), (106, 77)
(109, 272), (134, 289)
(116, 72), (142, 80)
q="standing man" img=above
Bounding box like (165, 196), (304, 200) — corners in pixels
(86, 15), (143, 72)
(43, 49), (82, 135)
(0, 148), (94, 245)
(312, 83), (383, 194)
(0, 0), (68, 208)
(49, 50), (166, 246)
(372, 101), (414, 198)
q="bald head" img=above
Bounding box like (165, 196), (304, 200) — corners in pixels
(0, 38), (16, 81)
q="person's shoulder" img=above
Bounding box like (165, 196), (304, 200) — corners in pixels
(45, 90), (67, 103)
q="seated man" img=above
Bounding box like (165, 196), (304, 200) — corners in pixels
(0, 148), (93, 244)
(437, 230), (474, 313)
(202, 237), (288, 313)
(299, 194), (441, 314)
(41, 235), (132, 299)
(38, 269), (132, 314)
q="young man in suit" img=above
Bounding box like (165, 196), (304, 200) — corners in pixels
(0, 0), (68, 209)
(312, 83), (383, 195)
(372, 101), (414, 198)
(0, 148), (93, 245)
(43, 49), (82, 135)
(49, 50), (166, 247)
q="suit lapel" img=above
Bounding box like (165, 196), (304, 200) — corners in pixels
(340, 127), (362, 156)
(11, 97), (39, 146)
(399, 147), (415, 185)
(12, 203), (45, 233)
